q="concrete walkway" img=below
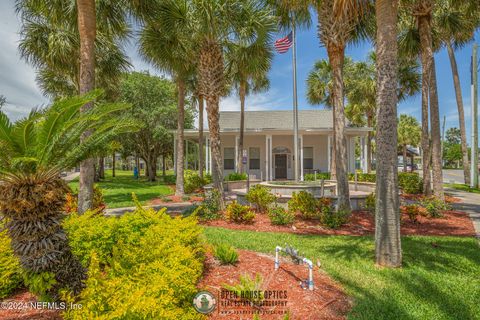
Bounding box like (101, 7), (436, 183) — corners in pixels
(445, 187), (480, 239)
(105, 202), (193, 217)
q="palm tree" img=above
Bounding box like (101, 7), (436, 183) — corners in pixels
(333, 0), (403, 267)
(398, 114), (421, 172)
(374, 0), (402, 267)
(226, 36), (274, 173)
(164, 0), (275, 207)
(345, 52), (421, 172)
(17, 0), (131, 213)
(314, 0), (369, 211)
(139, 0), (196, 196)
(306, 58), (355, 178)
(437, 0), (480, 185)
(400, 0), (444, 200)
(0, 92), (136, 299)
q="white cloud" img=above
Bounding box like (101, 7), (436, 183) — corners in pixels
(0, 2), (49, 122)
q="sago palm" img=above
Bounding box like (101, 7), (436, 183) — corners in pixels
(0, 91), (136, 298)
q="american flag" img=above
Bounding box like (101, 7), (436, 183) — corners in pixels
(274, 32), (293, 54)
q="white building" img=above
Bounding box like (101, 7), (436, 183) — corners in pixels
(179, 110), (372, 180)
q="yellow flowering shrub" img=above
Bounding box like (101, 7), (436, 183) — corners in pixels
(0, 229), (22, 298)
(63, 206), (206, 320)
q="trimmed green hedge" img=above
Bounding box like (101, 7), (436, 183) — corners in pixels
(304, 171), (423, 194)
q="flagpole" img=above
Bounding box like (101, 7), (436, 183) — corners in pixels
(292, 17), (299, 182)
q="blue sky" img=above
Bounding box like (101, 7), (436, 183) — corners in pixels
(0, 2), (478, 144)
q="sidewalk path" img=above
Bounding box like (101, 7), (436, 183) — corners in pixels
(62, 172), (79, 182)
(105, 202), (193, 217)
(445, 187), (480, 239)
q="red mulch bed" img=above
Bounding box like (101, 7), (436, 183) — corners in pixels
(202, 210), (476, 237)
(0, 290), (62, 320)
(197, 250), (350, 319)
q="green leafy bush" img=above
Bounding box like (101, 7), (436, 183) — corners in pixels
(63, 206), (205, 320)
(364, 192), (376, 213)
(288, 191), (318, 219)
(225, 172), (248, 181)
(398, 173), (423, 194)
(245, 184), (276, 213)
(163, 174), (176, 185)
(404, 204), (421, 223)
(193, 189), (221, 221)
(268, 205), (295, 225)
(304, 172), (331, 181)
(420, 196), (451, 218)
(0, 230), (22, 299)
(223, 273), (264, 305)
(23, 271), (57, 301)
(184, 170), (209, 194)
(348, 173), (376, 183)
(214, 243), (239, 265)
(319, 206), (350, 229)
(225, 201), (256, 223)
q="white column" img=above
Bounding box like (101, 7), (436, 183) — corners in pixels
(348, 137), (356, 173)
(327, 135), (332, 172)
(173, 136), (177, 174)
(235, 135), (239, 172)
(269, 136), (273, 181)
(204, 137), (208, 174)
(300, 134), (304, 181)
(185, 139), (189, 170)
(265, 135), (269, 181)
(361, 136), (368, 173)
(208, 137), (212, 174)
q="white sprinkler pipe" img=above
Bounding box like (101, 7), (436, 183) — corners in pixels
(303, 257), (314, 291)
(274, 246), (314, 290)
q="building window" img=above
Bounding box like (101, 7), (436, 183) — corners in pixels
(224, 147), (235, 170)
(249, 147), (260, 170)
(303, 147), (313, 170)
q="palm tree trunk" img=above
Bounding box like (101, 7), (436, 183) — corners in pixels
(403, 144), (408, 172)
(428, 57), (445, 200)
(175, 79), (186, 196)
(418, 15), (432, 196)
(446, 42), (470, 185)
(162, 154), (166, 177)
(375, 0), (402, 268)
(237, 81), (246, 173)
(77, 0), (96, 214)
(206, 97), (225, 208)
(367, 113), (373, 173)
(98, 157), (105, 179)
(112, 152), (116, 177)
(330, 106), (337, 179)
(198, 95), (204, 179)
(327, 44), (350, 211)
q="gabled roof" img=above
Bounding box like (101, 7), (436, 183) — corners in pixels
(219, 110), (334, 131)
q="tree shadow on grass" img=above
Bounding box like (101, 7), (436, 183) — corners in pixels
(402, 237), (480, 274)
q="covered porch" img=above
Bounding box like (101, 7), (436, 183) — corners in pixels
(178, 128), (371, 181)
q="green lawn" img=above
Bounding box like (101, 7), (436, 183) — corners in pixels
(445, 183), (480, 194)
(68, 170), (174, 209)
(204, 227), (480, 320)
